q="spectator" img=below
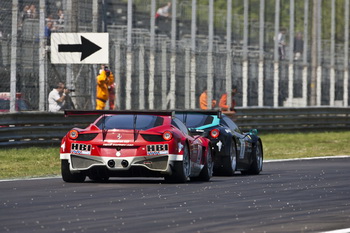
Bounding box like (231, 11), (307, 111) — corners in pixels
(294, 32), (304, 60)
(155, 2), (171, 19)
(44, 21), (54, 45)
(96, 65), (115, 110)
(45, 14), (55, 24)
(57, 9), (64, 24)
(56, 9), (64, 30)
(199, 89), (216, 110)
(21, 5), (30, 21)
(48, 82), (69, 112)
(276, 28), (286, 60)
(19, 5), (30, 30)
(219, 87), (238, 113)
(28, 4), (37, 19)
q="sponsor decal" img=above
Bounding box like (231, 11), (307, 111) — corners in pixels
(216, 140), (223, 152)
(104, 140), (131, 143)
(178, 142), (184, 152)
(239, 139), (246, 159)
(117, 133), (122, 139)
(71, 143), (92, 155)
(147, 144), (169, 155)
(103, 143), (134, 146)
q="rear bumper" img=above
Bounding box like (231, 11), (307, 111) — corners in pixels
(60, 153), (183, 175)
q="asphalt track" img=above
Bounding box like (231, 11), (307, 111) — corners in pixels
(1, 157), (350, 233)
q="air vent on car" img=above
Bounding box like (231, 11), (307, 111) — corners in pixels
(76, 133), (98, 141)
(141, 134), (165, 142)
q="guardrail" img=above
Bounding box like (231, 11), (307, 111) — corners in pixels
(1, 107), (350, 147)
(0, 112), (98, 147)
(232, 107), (350, 132)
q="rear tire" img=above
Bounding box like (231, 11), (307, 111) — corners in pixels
(241, 140), (263, 175)
(165, 144), (191, 183)
(61, 160), (86, 183)
(221, 140), (237, 176)
(191, 147), (213, 182)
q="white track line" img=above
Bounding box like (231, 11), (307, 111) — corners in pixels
(320, 228), (350, 233)
(265, 155), (350, 163)
(0, 175), (61, 182)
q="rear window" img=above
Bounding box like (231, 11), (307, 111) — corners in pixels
(96, 115), (164, 130)
(176, 114), (214, 128)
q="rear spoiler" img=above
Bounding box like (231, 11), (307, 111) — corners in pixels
(64, 110), (175, 117)
(175, 110), (222, 118)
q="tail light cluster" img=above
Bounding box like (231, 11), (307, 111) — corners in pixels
(162, 131), (173, 141)
(69, 130), (79, 140)
(210, 129), (220, 138)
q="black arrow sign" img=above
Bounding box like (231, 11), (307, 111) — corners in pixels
(58, 36), (102, 61)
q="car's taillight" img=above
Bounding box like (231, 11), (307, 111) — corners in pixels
(210, 129), (220, 138)
(162, 131), (173, 141)
(69, 130), (79, 140)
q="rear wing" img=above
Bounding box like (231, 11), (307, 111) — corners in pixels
(175, 110), (222, 118)
(64, 110), (175, 117)
(65, 110), (175, 142)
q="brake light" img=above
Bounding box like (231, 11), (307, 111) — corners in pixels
(69, 130), (79, 140)
(210, 129), (220, 138)
(162, 131), (173, 141)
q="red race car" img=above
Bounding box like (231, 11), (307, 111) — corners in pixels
(60, 110), (213, 183)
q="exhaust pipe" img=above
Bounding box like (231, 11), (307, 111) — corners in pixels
(121, 160), (129, 168)
(107, 160), (115, 168)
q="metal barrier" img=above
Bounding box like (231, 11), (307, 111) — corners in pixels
(0, 112), (98, 147)
(232, 107), (350, 132)
(1, 107), (350, 147)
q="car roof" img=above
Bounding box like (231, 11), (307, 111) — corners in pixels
(175, 111), (223, 130)
(175, 110), (222, 118)
(65, 110), (175, 117)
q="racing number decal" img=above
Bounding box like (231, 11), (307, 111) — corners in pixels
(147, 144), (169, 155)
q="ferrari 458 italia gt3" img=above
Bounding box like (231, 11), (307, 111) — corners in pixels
(60, 110), (213, 183)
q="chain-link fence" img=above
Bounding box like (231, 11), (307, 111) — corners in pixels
(0, 0), (349, 112)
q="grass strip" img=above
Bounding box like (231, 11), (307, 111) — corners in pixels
(0, 147), (60, 179)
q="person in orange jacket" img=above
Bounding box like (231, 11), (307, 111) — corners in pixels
(219, 87), (237, 112)
(96, 65), (115, 110)
(199, 89), (217, 110)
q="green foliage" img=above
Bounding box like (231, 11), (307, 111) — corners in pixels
(132, 0), (347, 43)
